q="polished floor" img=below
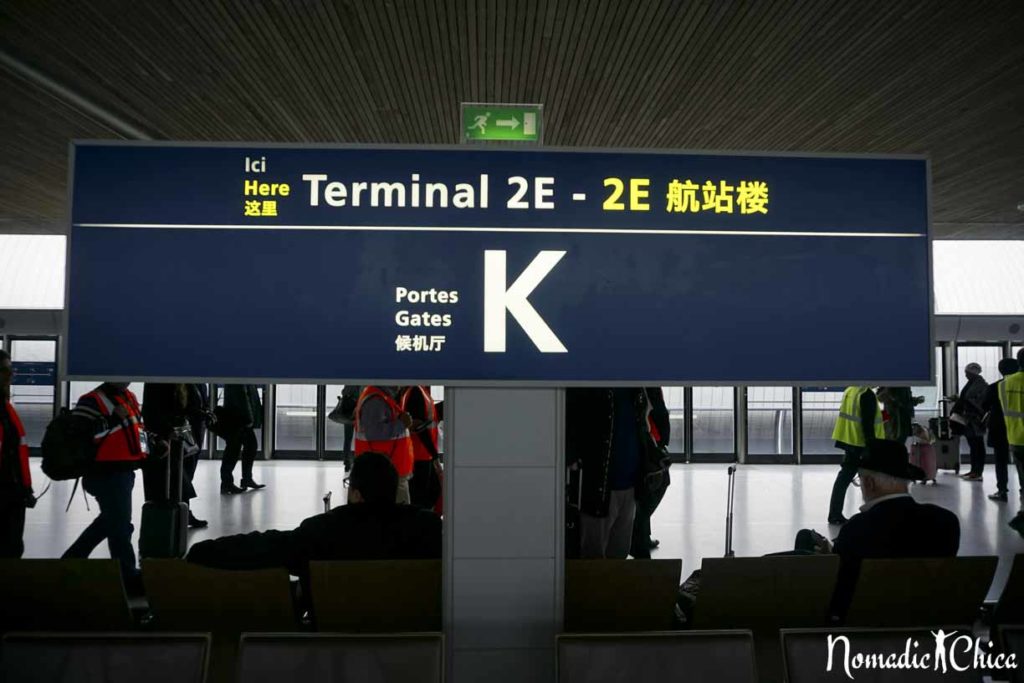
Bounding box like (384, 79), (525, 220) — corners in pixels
(21, 460), (1024, 601)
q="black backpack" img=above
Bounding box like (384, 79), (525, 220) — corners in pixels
(328, 385), (362, 426)
(41, 408), (99, 481)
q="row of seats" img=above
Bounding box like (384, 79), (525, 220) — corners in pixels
(0, 559), (442, 634)
(0, 632), (443, 683)
(564, 555), (1012, 632)
(4, 628), (1022, 683)
(6, 555), (1019, 636)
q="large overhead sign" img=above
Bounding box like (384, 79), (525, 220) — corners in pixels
(66, 143), (931, 384)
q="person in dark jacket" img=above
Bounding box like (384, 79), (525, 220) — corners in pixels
(953, 363), (989, 480)
(142, 384), (209, 528)
(187, 452), (441, 578)
(566, 387), (669, 559)
(0, 350), (34, 558)
(220, 384), (264, 494)
(827, 440), (960, 619)
(986, 359), (1021, 503)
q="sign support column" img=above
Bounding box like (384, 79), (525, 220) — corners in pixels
(446, 105), (563, 682)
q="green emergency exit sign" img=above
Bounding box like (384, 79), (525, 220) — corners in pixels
(462, 103), (542, 142)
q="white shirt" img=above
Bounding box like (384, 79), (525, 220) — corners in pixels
(859, 492), (912, 513)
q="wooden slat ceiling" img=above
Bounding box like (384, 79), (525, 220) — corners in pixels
(1, 0), (1021, 237)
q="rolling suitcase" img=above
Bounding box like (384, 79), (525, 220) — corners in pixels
(140, 426), (189, 559)
(910, 442), (938, 483)
(930, 399), (961, 473)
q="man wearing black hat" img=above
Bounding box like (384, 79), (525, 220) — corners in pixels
(828, 439), (960, 618)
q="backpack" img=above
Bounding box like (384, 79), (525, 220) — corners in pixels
(41, 408), (99, 481)
(328, 385), (362, 426)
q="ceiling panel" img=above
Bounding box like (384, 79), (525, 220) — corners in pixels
(0, 0), (1021, 237)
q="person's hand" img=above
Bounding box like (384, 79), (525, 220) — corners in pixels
(153, 438), (171, 460)
(113, 404), (130, 420)
(399, 411), (413, 428)
(815, 538), (834, 554)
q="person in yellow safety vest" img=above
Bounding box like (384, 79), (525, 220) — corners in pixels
(1001, 349), (1024, 534)
(829, 386), (884, 526)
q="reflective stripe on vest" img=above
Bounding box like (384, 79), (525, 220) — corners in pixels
(87, 389), (148, 463)
(401, 386), (439, 462)
(831, 386), (884, 448)
(0, 402), (32, 488)
(1001, 373), (1024, 447)
(354, 387), (414, 477)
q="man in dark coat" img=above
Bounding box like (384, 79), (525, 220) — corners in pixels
(187, 452), (440, 579)
(566, 387), (669, 559)
(954, 363), (989, 480)
(828, 440), (960, 619)
(220, 384), (264, 494)
(986, 358), (1020, 503)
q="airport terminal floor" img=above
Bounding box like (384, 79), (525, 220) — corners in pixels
(22, 459), (1024, 602)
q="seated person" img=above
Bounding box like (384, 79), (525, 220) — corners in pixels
(676, 441), (960, 627)
(187, 452), (441, 576)
(820, 439), (961, 619)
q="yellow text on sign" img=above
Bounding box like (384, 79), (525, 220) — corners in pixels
(603, 178), (651, 211)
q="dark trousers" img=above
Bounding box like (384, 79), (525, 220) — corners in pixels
(829, 446), (863, 519)
(966, 435), (987, 475)
(342, 423), (354, 469)
(630, 506), (653, 559)
(0, 496), (26, 558)
(995, 442), (1011, 493)
(63, 471), (137, 576)
(221, 427), (258, 485)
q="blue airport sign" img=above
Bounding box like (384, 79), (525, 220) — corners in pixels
(66, 143), (931, 385)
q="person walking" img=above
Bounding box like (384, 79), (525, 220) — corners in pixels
(63, 382), (148, 581)
(0, 350), (33, 558)
(953, 362), (989, 481)
(220, 384), (265, 494)
(828, 386), (884, 525)
(1002, 350), (1024, 533)
(986, 359), (1020, 502)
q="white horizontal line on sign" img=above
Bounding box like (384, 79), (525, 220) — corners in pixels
(75, 223), (925, 238)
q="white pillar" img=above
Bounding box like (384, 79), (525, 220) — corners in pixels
(443, 387), (564, 682)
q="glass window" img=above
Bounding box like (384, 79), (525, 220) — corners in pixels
(9, 339), (56, 447)
(909, 347), (944, 429)
(747, 386), (793, 455)
(660, 387), (685, 455)
(274, 384), (317, 452)
(800, 389), (845, 456)
(692, 387), (734, 454)
(956, 345), (1003, 391)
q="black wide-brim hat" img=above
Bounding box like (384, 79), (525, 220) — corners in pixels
(858, 439), (926, 481)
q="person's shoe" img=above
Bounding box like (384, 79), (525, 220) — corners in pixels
(989, 491), (1009, 502)
(828, 514), (849, 525)
(187, 511), (209, 529)
(961, 472), (983, 481)
(220, 483), (244, 495)
(1009, 514), (1024, 532)
(647, 537), (660, 550)
(241, 479), (266, 491)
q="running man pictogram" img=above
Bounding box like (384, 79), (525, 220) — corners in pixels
(468, 112), (490, 134)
